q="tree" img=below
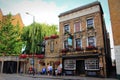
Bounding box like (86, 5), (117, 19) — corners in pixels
(0, 14), (23, 55)
(22, 23), (58, 54)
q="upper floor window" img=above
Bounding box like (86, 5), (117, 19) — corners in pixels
(64, 25), (70, 34)
(87, 18), (94, 29)
(64, 40), (68, 49)
(74, 22), (80, 32)
(75, 38), (82, 48)
(88, 36), (95, 47)
(50, 40), (54, 52)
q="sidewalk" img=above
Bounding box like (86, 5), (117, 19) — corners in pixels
(22, 74), (118, 80)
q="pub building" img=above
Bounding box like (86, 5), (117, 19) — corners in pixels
(58, 1), (112, 77)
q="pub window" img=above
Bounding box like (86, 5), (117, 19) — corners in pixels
(88, 36), (95, 47)
(64, 24), (70, 34)
(85, 59), (99, 70)
(64, 40), (68, 49)
(50, 40), (54, 52)
(75, 38), (82, 48)
(87, 18), (94, 29)
(74, 22), (80, 32)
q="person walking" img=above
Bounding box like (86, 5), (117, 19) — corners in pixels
(47, 63), (50, 76)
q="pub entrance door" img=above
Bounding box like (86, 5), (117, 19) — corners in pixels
(76, 60), (85, 75)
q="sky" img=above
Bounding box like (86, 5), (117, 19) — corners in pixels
(0, 0), (115, 60)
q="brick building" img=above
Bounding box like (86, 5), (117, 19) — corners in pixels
(108, 0), (120, 78)
(44, 35), (61, 74)
(0, 9), (24, 29)
(0, 9), (24, 74)
(45, 1), (112, 77)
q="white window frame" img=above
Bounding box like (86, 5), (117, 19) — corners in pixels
(74, 21), (81, 32)
(75, 38), (82, 48)
(85, 59), (99, 70)
(63, 40), (68, 49)
(87, 36), (96, 47)
(63, 24), (70, 34)
(86, 17), (94, 29)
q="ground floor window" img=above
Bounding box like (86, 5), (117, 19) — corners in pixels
(64, 59), (76, 70)
(85, 59), (99, 70)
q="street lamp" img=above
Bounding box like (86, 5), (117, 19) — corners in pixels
(26, 12), (35, 76)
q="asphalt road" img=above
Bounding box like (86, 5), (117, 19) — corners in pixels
(0, 74), (60, 80)
(0, 74), (118, 80)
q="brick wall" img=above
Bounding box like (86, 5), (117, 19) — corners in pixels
(59, 12), (104, 50)
(108, 0), (120, 45)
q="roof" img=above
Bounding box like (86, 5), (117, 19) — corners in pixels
(58, 1), (103, 17)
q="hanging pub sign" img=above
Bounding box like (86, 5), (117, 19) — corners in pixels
(67, 36), (72, 47)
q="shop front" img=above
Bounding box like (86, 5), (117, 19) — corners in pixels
(62, 54), (100, 77)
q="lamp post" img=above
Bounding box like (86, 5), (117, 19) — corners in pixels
(26, 12), (35, 76)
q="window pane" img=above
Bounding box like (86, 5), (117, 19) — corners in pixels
(64, 25), (69, 33)
(76, 38), (81, 48)
(85, 59), (99, 70)
(64, 40), (68, 49)
(50, 40), (54, 52)
(88, 36), (95, 46)
(87, 18), (93, 27)
(74, 22), (80, 32)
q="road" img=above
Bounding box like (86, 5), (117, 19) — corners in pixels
(0, 74), (60, 80)
(0, 74), (118, 80)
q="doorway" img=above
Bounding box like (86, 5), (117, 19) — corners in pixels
(76, 60), (85, 75)
(3, 61), (17, 73)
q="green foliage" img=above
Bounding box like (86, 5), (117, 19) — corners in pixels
(0, 14), (23, 55)
(22, 22), (58, 54)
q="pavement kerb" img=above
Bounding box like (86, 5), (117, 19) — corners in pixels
(21, 74), (118, 80)
(22, 74), (63, 79)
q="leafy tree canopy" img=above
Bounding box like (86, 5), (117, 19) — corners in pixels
(22, 22), (58, 54)
(0, 14), (23, 55)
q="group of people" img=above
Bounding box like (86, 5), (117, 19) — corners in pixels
(41, 63), (62, 76)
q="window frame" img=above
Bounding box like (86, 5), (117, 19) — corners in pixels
(74, 21), (81, 32)
(75, 38), (82, 48)
(50, 40), (54, 52)
(87, 36), (96, 47)
(86, 17), (94, 29)
(64, 40), (68, 49)
(85, 59), (99, 70)
(64, 24), (70, 34)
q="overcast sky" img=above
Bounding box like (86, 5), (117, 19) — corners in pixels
(0, 0), (115, 60)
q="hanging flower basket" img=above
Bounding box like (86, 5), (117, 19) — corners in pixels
(19, 54), (27, 59)
(87, 26), (94, 30)
(36, 54), (44, 59)
(61, 48), (69, 53)
(44, 36), (50, 40)
(28, 55), (33, 58)
(50, 35), (59, 39)
(86, 46), (97, 50)
(75, 47), (83, 51)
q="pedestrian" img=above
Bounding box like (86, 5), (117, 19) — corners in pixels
(41, 67), (46, 75)
(55, 69), (58, 76)
(57, 64), (62, 76)
(49, 65), (53, 75)
(47, 63), (50, 76)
